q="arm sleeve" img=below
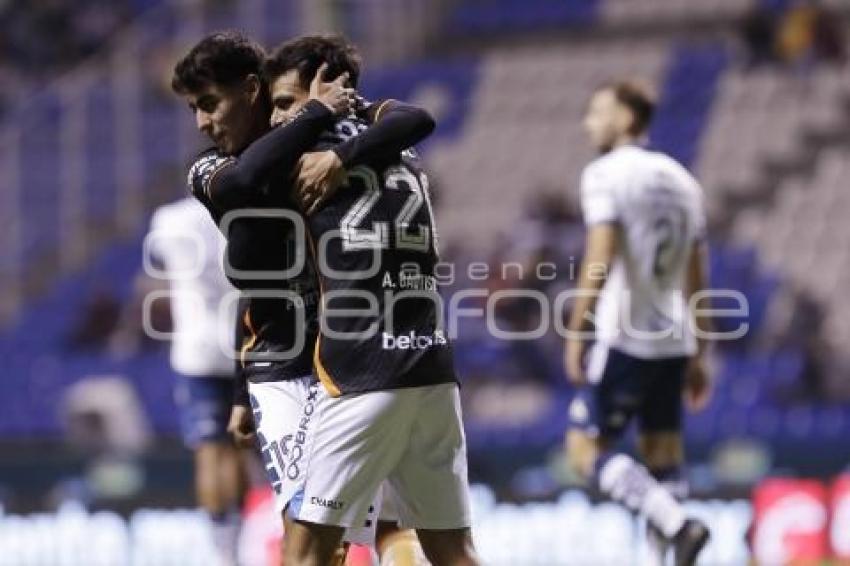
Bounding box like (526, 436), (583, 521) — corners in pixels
(188, 151), (231, 201)
(580, 164), (619, 225)
(198, 100), (334, 211)
(331, 100), (436, 168)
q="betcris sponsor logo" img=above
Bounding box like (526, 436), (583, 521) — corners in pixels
(382, 330), (447, 350)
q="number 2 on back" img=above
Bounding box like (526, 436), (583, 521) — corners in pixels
(340, 164), (434, 253)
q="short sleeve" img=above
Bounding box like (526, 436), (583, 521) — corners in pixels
(579, 163), (619, 225)
(692, 185), (708, 242)
(675, 164), (707, 242)
(146, 208), (168, 262)
(187, 149), (234, 199)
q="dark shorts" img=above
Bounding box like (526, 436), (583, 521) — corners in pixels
(568, 346), (688, 439)
(174, 375), (235, 448)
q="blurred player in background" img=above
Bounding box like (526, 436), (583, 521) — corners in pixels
(146, 196), (244, 566)
(171, 31), (432, 565)
(261, 37), (477, 566)
(564, 80), (712, 566)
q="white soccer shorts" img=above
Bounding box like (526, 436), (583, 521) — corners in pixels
(248, 376), (378, 544)
(287, 382), (472, 531)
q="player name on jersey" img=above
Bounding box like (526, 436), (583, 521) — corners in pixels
(382, 270), (438, 291)
(307, 115), (456, 396)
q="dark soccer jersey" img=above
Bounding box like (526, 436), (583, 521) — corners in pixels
(185, 100), (445, 396)
(307, 117), (457, 395)
(188, 147), (319, 382)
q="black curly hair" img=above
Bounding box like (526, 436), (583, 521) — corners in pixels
(171, 31), (267, 95)
(264, 34), (361, 90)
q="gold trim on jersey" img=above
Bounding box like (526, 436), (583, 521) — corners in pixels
(305, 231), (343, 397)
(239, 307), (258, 368)
(313, 336), (342, 397)
(373, 99), (393, 122)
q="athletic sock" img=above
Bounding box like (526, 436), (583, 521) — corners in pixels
(592, 453), (686, 539)
(209, 509), (241, 566)
(645, 467), (687, 565)
(652, 466), (688, 501)
(645, 520), (669, 566)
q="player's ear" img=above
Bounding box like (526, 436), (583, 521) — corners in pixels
(243, 74), (262, 104)
(616, 105), (634, 135)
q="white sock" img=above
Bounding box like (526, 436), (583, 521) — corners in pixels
(596, 454), (686, 539)
(210, 510), (240, 566)
(645, 521), (670, 566)
(646, 469), (689, 565)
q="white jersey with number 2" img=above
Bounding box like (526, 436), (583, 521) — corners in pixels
(580, 145), (706, 359)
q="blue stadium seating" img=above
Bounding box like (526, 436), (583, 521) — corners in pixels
(360, 59), (481, 148)
(2, 39), (842, 463)
(450, 0), (599, 35)
(650, 44), (729, 168)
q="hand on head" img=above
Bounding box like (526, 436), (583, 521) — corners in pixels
(310, 62), (356, 115)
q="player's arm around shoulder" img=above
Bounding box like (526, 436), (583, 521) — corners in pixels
(186, 148), (234, 213)
(357, 98), (436, 145)
(294, 98), (436, 215)
(200, 71), (351, 212)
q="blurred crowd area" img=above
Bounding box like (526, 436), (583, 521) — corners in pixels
(741, 0), (846, 68)
(3, 0), (850, 508)
(0, 0), (845, 116)
(0, 0), (141, 115)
